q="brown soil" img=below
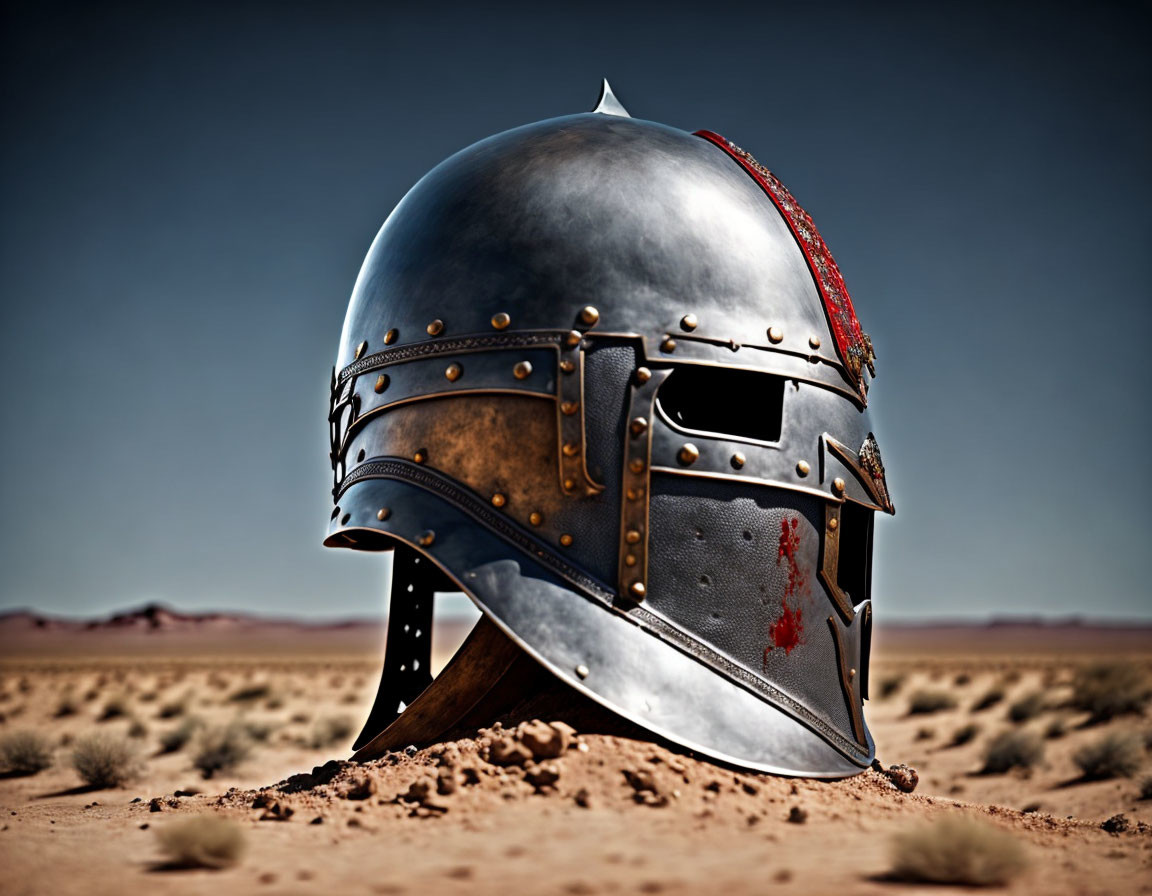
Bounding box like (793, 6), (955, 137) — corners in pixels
(1, 642), (1150, 895)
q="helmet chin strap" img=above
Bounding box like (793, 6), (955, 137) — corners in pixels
(351, 544), (638, 762)
(352, 546), (439, 750)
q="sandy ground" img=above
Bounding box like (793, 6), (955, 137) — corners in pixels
(1, 638), (1150, 895)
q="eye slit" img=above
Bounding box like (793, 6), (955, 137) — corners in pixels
(837, 501), (874, 605)
(656, 366), (784, 443)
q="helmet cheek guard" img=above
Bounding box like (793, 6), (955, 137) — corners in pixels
(324, 82), (894, 777)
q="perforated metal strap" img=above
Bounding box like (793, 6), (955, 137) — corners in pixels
(352, 545), (441, 751)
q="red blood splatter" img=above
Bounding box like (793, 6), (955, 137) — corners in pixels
(764, 517), (807, 665)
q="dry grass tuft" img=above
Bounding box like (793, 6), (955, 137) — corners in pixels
(72, 733), (139, 788)
(159, 717), (203, 754)
(1070, 662), (1150, 723)
(98, 695), (129, 721)
(155, 815), (247, 869)
(227, 684), (272, 704)
(192, 724), (252, 779)
(981, 730), (1044, 774)
(307, 714), (356, 749)
(1007, 692), (1046, 723)
(908, 690), (958, 715)
(1044, 717), (1068, 740)
(888, 816), (1028, 886)
(971, 688), (1005, 712)
(877, 674), (905, 700)
(949, 722), (981, 747)
(1072, 732), (1144, 781)
(0, 730), (54, 775)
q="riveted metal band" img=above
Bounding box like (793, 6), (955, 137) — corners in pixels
(827, 614), (867, 748)
(556, 342), (605, 496)
(618, 367), (672, 602)
(817, 502), (854, 623)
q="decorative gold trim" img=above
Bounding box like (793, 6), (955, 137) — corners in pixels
(827, 615), (867, 748)
(817, 503), (854, 623)
(823, 435), (894, 513)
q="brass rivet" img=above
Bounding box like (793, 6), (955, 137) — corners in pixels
(563, 477), (577, 491)
(849, 667), (856, 680)
(513, 360), (533, 380)
(833, 477), (846, 495)
(796, 460), (811, 477)
(635, 367), (651, 384)
(809, 335), (821, 350)
(384, 328), (398, 345)
(625, 529), (641, 544)
(413, 449), (427, 464)
(491, 493), (506, 508)
(374, 374), (389, 394)
(767, 326), (784, 344)
(418, 530), (435, 547)
(559, 533), (573, 547)
(491, 312), (511, 330)
(529, 512), (543, 526)
(562, 442), (579, 457)
(445, 363), (462, 382)
(680, 313), (698, 331)
(580, 305), (600, 326)
(354, 340), (367, 360)
(629, 458), (645, 474)
(661, 337), (677, 353)
(427, 319), (444, 336)
(565, 330), (583, 348)
(575, 664), (590, 679)
(376, 508), (390, 521)
(624, 554), (637, 567)
(626, 487), (642, 501)
(731, 451), (746, 469)
(629, 417), (648, 437)
(678, 443), (700, 465)
(561, 401), (579, 416)
(559, 359), (576, 374)
(828, 517), (839, 531)
(628, 581), (646, 599)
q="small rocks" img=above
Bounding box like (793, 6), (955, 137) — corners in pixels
(483, 720), (578, 767)
(488, 737), (534, 767)
(1101, 814), (1129, 834)
(338, 777), (376, 801)
(574, 788), (592, 808)
(872, 759), (919, 793)
(258, 801), (295, 821)
(787, 806), (808, 824)
(525, 762), (560, 791)
(624, 768), (668, 807)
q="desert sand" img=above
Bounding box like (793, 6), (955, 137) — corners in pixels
(1, 609), (1149, 895)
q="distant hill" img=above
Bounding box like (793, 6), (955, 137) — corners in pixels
(1, 603), (1148, 660)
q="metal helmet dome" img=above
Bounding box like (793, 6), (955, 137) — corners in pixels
(325, 81), (893, 776)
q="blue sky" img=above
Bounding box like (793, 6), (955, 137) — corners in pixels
(1, 1), (1148, 620)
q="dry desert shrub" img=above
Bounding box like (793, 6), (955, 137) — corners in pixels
(908, 690), (958, 715)
(981, 730), (1044, 774)
(227, 684), (272, 703)
(1072, 732), (1144, 780)
(877, 674), (905, 700)
(98, 695), (129, 721)
(971, 688), (1005, 712)
(888, 815), (1028, 886)
(159, 717), (203, 754)
(54, 693), (79, 718)
(192, 723), (252, 779)
(241, 720), (273, 743)
(155, 815), (247, 869)
(157, 697), (187, 719)
(308, 714), (356, 749)
(127, 717), (149, 739)
(1007, 692), (1046, 723)
(1045, 716), (1068, 739)
(1070, 661), (1151, 723)
(0, 730), (54, 775)
(72, 733), (139, 788)
(949, 722), (982, 747)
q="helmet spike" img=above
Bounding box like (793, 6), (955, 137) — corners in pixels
(591, 78), (630, 117)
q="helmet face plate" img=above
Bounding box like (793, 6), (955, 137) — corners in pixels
(325, 90), (893, 776)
